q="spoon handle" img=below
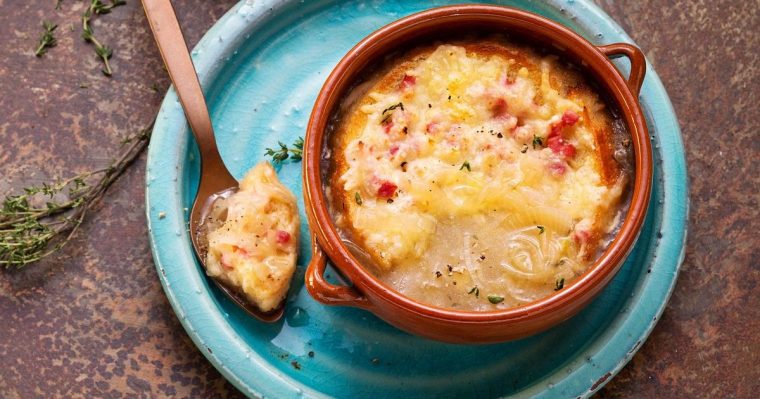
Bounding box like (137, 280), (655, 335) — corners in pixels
(141, 0), (226, 173)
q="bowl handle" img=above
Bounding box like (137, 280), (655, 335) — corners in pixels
(305, 236), (373, 310)
(597, 43), (647, 97)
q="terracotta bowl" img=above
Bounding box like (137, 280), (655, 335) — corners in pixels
(302, 5), (652, 344)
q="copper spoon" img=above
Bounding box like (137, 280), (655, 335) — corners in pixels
(141, 0), (285, 322)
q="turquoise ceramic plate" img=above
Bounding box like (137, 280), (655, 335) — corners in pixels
(146, 1), (688, 397)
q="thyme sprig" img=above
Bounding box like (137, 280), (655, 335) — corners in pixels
(89, 0), (126, 14)
(264, 137), (304, 164)
(81, 0), (126, 76)
(34, 21), (58, 57)
(0, 118), (154, 268)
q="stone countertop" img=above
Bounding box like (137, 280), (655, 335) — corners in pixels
(0, 1), (756, 397)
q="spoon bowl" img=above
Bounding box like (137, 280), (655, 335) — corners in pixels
(142, 0), (284, 322)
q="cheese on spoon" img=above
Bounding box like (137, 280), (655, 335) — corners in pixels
(205, 162), (299, 312)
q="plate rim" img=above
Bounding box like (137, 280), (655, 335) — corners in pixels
(145, 1), (689, 397)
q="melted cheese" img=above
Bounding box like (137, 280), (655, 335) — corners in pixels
(206, 162), (299, 312)
(334, 43), (626, 310)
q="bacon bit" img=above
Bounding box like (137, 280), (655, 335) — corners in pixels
(562, 110), (580, 126)
(377, 181), (397, 198)
(547, 110), (580, 159)
(547, 135), (577, 158)
(549, 162), (567, 176)
(275, 230), (291, 244)
(389, 144), (400, 156)
(383, 120), (394, 134)
(546, 135), (560, 148)
(425, 122), (438, 134)
(549, 110), (580, 138)
(490, 98), (508, 117)
(400, 74), (416, 90)
(560, 142), (576, 158)
(573, 230), (590, 244)
(549, 124), (562, 138)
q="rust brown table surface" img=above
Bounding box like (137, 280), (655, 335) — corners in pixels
(1, 1), (757, 398)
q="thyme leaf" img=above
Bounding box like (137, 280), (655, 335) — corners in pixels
(34, 21), (58, 57)
(554, 278), (565, 291)
(487, 295), (504, 304)
(532, 135), (544, 149)
(459, 161), (471, 171)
